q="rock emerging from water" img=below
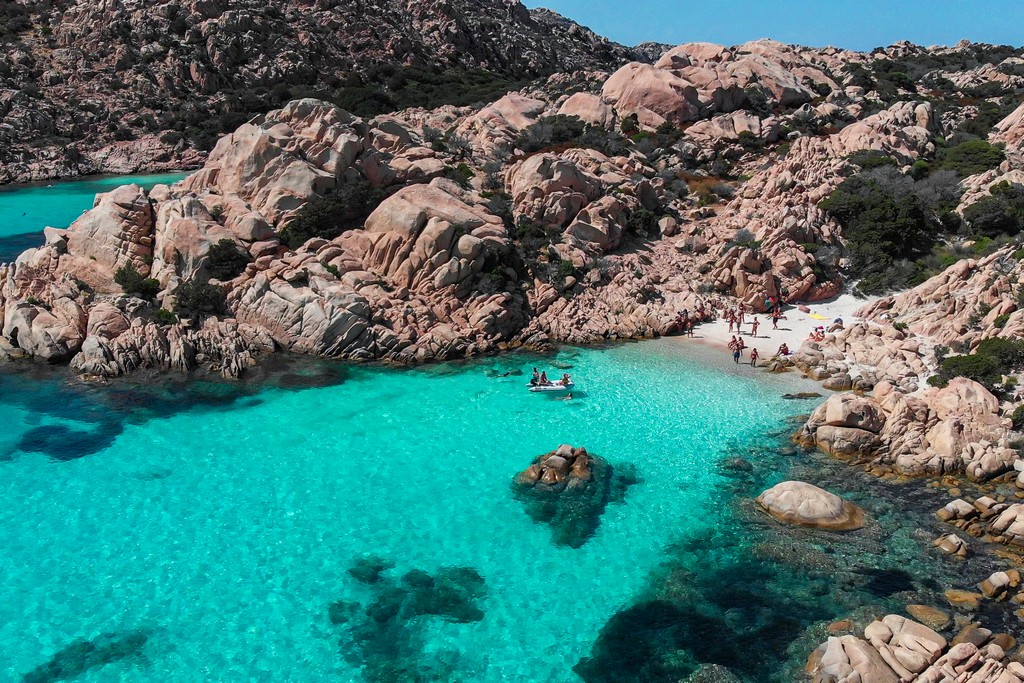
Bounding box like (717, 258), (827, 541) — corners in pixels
(513, 444), (639, 548)
(756, 481), (865, 531)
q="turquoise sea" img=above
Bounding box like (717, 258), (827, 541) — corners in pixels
(0, 172), (190, 262)
(0, 176), (1005, 682)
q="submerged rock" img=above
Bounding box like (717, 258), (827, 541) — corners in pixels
(756, 481), (865, 531)
(22, 631), (148, 683)
(513, 444), (639, 548)
(330, 558), (487, 680)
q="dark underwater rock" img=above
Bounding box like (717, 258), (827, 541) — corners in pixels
(329, 559), (488, 682)
(513, 444), (640, 548)
(348, 556), (396, 585)
(22, 631), (148, 683)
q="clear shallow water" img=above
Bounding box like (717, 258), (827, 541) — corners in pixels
(0, 172), (190, 261)
(0, 342), (1003, 682)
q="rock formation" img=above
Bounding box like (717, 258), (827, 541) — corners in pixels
(0, 0), (647, 183)
(808, 615), (1024, 683)
(513, 444), (638, 548)
(755, 480), (866, 531)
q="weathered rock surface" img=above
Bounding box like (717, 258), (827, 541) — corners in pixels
(513, 445), (639, 548)
(808, 615), (1024, 683)
(755, 480), (865, 531)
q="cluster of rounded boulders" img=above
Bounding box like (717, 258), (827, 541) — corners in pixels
(809, 614), (1024, 683)
(931, 533), (969, 559)
(516, 444), (592, 488)
(936, 496), (1024, 549)
(755, 480), (865, 531)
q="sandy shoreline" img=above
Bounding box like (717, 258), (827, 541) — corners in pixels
(667, 293), (876, 365)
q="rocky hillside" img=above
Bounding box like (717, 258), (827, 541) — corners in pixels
(3, 38), (1024, 378)
(0, 0), (650, 183)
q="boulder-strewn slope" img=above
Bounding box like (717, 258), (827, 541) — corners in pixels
(3, 37), (1024, 383)
(0, 0), (647, 183)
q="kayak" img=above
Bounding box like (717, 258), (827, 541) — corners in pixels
(528, 382), (575, 393)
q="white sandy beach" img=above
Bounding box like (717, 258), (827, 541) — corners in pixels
(677, 293), (878, 362)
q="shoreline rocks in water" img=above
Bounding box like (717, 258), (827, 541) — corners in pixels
(807, 614), (1024, 683)
(756, 480), (866, 531)
(513, 444), (639, 548)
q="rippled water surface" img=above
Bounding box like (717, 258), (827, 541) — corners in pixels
(0, 340), (1001, 683)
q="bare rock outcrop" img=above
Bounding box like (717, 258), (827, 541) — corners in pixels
(798, 379), (1015, 481)
(755, 480), (865, 531)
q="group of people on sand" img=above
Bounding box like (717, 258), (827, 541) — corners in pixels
(673, 303), (717, 337)
(728, 336), (760, 367)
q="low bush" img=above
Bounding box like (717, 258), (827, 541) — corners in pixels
(279, 179), (387, 248)
(963, 181), (1024, 237)
(114, 262), (161, 299)
(929, 337), (1024, 394)
(174, 278), (226, 317)
(207, 239), (250, 280)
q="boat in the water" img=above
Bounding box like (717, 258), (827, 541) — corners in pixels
(528, 381), (575, 393)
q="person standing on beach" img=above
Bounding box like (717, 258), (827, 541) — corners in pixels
(750, 348), (759, 367)
(737, 303), (746, 327)
(732, 345), (741, 364)
(772, 308), (781, 330)
(750, 317), (759, 338)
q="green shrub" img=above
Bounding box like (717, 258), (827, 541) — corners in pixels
(1011, 404), (1024, 431)
(279, 179), (387, 248)
(620, 113), (640, 135)
(847, 150), (897, 170)
(624, 208), (659, 237)
(114, 262), (161, 299)
(963, 181), (1024, 237)
(207, 239), (250, 281)
(932, 337), (1024, 394)
(820, 172), (939, 294)
(556, 260), (576, 278)
(153, 309), (178, 325)
(174, 278), (226, 317)
(934, 139), (1006, 178)
(444, 163), (475, 189)
(995, 313), (1011, 329)
(515, 115), (625, 156)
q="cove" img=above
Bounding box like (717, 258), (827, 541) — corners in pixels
(0, 172), (190, 262)
(0, 341), (999, 682)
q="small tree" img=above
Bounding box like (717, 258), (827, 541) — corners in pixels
(174, 277), (226, 317)
(207, 239), (250, 280)
(279, 179), (387, 249)
(114, 262), (161, 299)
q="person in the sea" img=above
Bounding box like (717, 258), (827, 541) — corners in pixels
(561, 392), (573, 401)
(750, 348), (759, 367)
(530, 368), (540, 386)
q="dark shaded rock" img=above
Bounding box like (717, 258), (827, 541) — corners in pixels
(513, 445), (640, 548)
(783, 392), (823, 400)
(22, 631), (148, 683)
(17, 423), (123, 461)
(348, 556), (395, 585)
(329, 559), (487, 681)
(856, 567), (915, 597)
(328, 600), (359, 625)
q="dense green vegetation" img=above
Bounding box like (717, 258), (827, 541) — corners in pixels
(515, 114), (626, 156)
(0, 3), (30, 37)
(174, 278), (226, 317)
(928, 337), (1024, 394)
(819, 167), (961, 294)
(114, 262), (161, 299)
(963, 181), (1024, 237)
(207, 239), (251, 281)
(929, 139), (1006, 178)
(279, 179), (388, 249)
(163, 65), (527, 151)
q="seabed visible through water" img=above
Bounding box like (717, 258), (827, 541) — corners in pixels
(0, 174), (1015, 682)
